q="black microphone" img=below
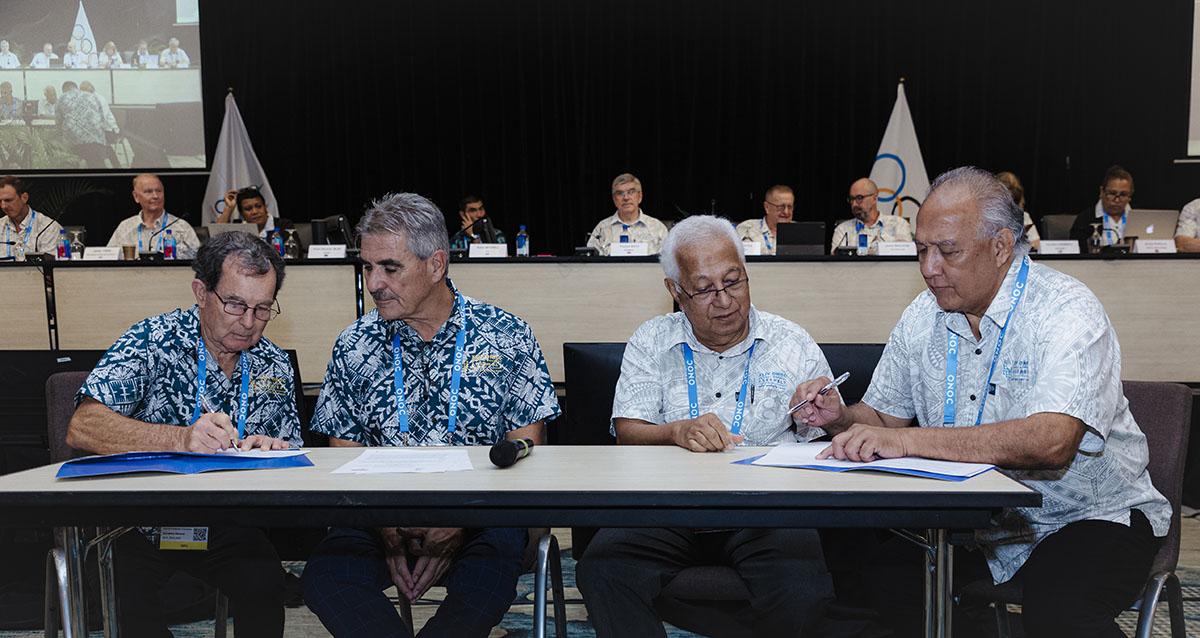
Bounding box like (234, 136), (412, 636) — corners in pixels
(479, 216), (499, 244)
(146, 213), (184, 246)
(30, 209), (68, 254)
(451, 215), (490, 242)
(489, 438), (535, 468)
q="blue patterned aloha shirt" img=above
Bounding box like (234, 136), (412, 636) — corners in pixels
(312, 280), (560, 446)
(77, 305), (302, 446)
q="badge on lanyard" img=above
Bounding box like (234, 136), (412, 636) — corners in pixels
(159, 526), (209, 550)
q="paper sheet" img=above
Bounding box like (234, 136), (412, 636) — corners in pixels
(331, 448), (475, 474)
(746, 442), (994, 481)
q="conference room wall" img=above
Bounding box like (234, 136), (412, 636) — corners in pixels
(7, 1), (1198, 258)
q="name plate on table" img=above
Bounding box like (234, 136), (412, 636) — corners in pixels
(1038, 240), (1080, 255)
(1134, 239), (1177, 254)
(876, 241), (917, 256)
(307, 244), (347, 259)
(741, 241), (763, 256)
(468, 243), (508, 258)
(82, 246), (121, 260)
(609, 242), (649, 257)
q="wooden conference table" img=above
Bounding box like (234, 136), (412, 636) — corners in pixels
(0, 446), (1040, 638)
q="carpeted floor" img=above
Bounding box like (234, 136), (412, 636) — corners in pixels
(7, 522), (1200, 637)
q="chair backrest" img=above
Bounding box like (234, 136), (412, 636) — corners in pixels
(291, 223), (313, 250)
(194, 225), (210, 245)
(0, 350), (106, 450)
(1040, 213), (1076, 240)
(45, 371), (92, 463)
(817, 344), (884, 405)
(1122, 380), (1193, 574)
(561, 342), (626, 445)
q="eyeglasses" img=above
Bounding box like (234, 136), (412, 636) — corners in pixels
(613, 188), (641, 199)
(764, 201), (794, 212)
(1103, 189), (1132, 200)
(675, 277), (749, 302)
(847, 193), (878, 204)
(211, 290), (281, 321)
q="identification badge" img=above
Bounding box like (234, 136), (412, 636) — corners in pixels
(159, 526), (209, 550)
(609, 242), (649, 256)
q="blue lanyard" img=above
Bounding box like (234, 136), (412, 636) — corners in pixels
(191, 338), (251, 437)
(681, 341), (757, 435)
(760, 218), (774, 251)
(1103, 212), (1126, 245)
(136, 212), (168, 253)
(943, 256), (1031, 426)
(5, 211), (35, 258)
(393, 294), (468, 438)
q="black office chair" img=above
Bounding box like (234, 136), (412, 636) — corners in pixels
(1040, 213), (1076, 240)
(311, 214), (356, 248)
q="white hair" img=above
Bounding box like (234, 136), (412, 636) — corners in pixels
(659, 215), (745, 283)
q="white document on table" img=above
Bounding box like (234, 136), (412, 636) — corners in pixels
(331, 448), (475, 474)
(746, 442), (993, 481)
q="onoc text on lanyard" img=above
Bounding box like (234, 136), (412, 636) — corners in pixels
(393, 293), (468, 441)
(4, 210), (36, 258)
(137, 212), (169, 253)
(682, 341), (757, 436)
(943, 255), (1031, 426)
(190, 336), (251, 437)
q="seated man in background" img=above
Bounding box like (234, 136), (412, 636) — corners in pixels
(108, 173), (201, 257)
(216, 186), (295, 241)
(795, 166), (1168, 637)
(830, 177), (912, 252)
(1174, 197), (1200, 252)
(735, 184), (794, 255)
(995, 170), (1041, 251)
(67, 232), (299, 636)
(586, 172), (669, 255)
(449, 194), (506, 250)
(301, 192), (560, 638)
(132, 40), (156, 67)
(0, 40), (19, 69)
(1070, 165), (1134, 248)
(38, 86), (57, 117)
(29, 43), (57, 69)
(62, 42), (90, 68)
(1, 175), (61, 259)
(577, 215), (834, 637)
(159, 37), (191, 68)
(56, 80), (107, 169)
(0, 81), (22, 120)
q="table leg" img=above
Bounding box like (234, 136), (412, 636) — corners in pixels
(62, 526), (89, 638)
(934, 529), (952, 638)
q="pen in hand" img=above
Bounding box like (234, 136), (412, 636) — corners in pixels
(788, 372), (851, 416)
(199, 394), (239, 451)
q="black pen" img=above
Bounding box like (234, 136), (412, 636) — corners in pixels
(750, 385), (755, 404)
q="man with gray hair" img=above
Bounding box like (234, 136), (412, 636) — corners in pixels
(577, 215), (835, 636)
(68, 231), (298, 636)
(586, 172), (670, 255)
(794, 166), (1168, 636)
(302, 192), (560, 637)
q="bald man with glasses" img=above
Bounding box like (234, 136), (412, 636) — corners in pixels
(736, 184), (795, 255)
(830, 177), (913, 254)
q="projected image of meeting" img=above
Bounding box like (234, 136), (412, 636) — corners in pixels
(0, 0), (203, 170)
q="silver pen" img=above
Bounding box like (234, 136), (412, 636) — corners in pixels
(198, 394), (238, 450)
(787, 372), (851, 415)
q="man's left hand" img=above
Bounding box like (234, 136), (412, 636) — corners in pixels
(399, 527), (465, 558)
(237, 435), (291, 451)
(817, 423), (909, 462)
(406, 555), (454, 602)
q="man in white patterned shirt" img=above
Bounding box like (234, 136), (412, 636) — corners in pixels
(107, 174), (201, 258)
(795, 166), (1169, 637)
(829, 177), (913, 253)
(0, 41), (19, 69)
(577, 215), (834, 637)
(1174, 197), (1200, 252)
(586, 172), (669, 255)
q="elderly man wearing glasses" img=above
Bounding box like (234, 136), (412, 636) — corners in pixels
(586, 172), (670, 255)
(830, 177), (914, 253)
(1070, 165), (1136, 249)
(576, 215), (835, 637)
(67, 231), (298, 637)
(736, 184), (794, 255)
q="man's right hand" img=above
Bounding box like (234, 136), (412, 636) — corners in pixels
(379, 527), (414, 596)
(790, 376), (845, 429)
(184, 412), (237, 453)
(672, 413), (742, 452)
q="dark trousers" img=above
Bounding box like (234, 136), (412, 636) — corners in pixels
(301, 527), (526, 638)
(867, 510), (1160, 638)
(112, 526), (285, 637)
(577, 527), (833, 637)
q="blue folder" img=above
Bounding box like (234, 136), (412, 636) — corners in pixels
(56, 451), (313, 479)
(732, 454), (991, 482)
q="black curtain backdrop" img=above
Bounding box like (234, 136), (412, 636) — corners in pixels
(20, 0), (1200, 254)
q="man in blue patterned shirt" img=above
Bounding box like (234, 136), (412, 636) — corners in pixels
(302, 192), (560, 638)
(68, 231), (299, 637)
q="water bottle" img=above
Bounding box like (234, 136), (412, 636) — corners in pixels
(856, 232), (868, 256)
(271, 230), (285, 256)
(515, 225), (529, 257)
(57, 229), (70, 259)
